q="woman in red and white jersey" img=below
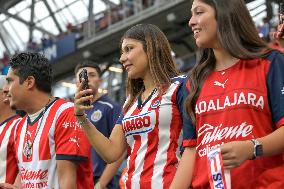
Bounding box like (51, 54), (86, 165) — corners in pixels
(171, 0), (284, 189)
(74, 24), (191, 189)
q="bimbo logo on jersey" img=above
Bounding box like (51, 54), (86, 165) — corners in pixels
(195, 92), (264, 114)
(122, 112), (154, 137)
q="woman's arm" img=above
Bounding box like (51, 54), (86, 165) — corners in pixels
(221, 126), (284, 169)
(74, 82), (127, 163)
(76, 115), (126, 163)
(170, 147), (196, 189)
(98, 151), (127, 188)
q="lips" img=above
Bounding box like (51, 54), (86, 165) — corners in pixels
(3, 98), (9, 103)
(123, 64), (133, 72)
(3, 94), (10, 103)
(193, 28), (202, 39)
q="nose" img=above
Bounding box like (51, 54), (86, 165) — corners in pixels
(188, 15), (196, 28)
(3, 82), (9, 94)
(119, 53), (127, 65)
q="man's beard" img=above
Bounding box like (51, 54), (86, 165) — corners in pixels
(11, 105), (17, 111)
(11, 104), (18, 110)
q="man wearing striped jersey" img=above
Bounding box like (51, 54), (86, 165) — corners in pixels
(0, 75), (21, 186)
(1, 52), (93, 189)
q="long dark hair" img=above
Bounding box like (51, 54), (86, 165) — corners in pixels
(121, 24), (179, 112)
(185, 0), (271, 123)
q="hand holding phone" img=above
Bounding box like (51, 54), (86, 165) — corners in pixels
(79, 68), (91, 106)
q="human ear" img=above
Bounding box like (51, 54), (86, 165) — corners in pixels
(25, 76), (36, 89)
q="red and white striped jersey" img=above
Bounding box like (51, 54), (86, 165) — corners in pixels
(117, 76), (190, 189)
(0, 115), (21, 184)
(13, 98), (93, 189)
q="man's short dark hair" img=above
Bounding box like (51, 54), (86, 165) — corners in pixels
(74, 60), (102, 77)
(10, 52), (52, 93)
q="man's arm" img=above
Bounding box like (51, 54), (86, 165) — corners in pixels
(57, 160), (77, 189)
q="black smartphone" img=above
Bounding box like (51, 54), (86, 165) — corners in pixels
(79, 68), (91, 106)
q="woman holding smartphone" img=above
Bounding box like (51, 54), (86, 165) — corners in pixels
(74, 24), (191, 189)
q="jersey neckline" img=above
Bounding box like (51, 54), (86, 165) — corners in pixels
(137, 88), (157, 109)
(214, 59), (241, 73)
(27, 97), (58, 125)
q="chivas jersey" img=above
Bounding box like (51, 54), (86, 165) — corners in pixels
(183, 51), (284, 189)
(117, 76), (190, 189)
(0, 115), (21, 184)
(13, 98), (93, 189)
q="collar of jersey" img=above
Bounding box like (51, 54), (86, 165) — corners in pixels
(0, 114), (19, 127)
(27, 97), (58, 125)
(92, 93), (108, 104)
(137, 88), (157, 109)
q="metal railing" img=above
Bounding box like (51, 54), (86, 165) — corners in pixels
(79, 0), (185, 48)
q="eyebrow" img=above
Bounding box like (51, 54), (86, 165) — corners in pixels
(191, 6), (202, 12)
(122, 43), (133, 48)
(88, 71), (98, 75)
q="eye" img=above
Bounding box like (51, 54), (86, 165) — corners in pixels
(88, 73), (97, 78)
(194, 10), (204, 16)
(125, 46), (133, 53)
(6, 79), (12, 84)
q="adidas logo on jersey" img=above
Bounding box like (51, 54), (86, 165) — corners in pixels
(281, 87), (284, 95)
